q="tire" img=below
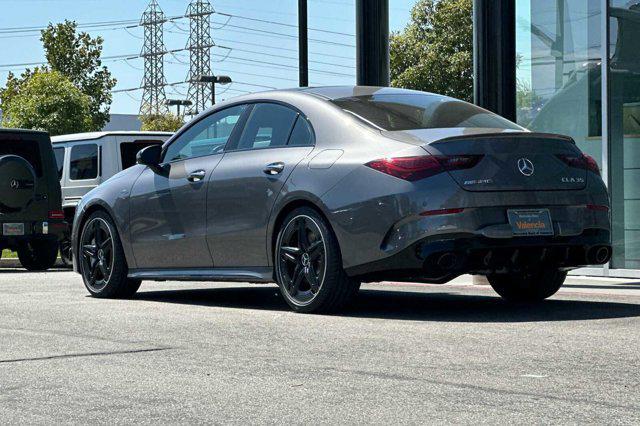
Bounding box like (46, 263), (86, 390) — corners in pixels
(78, 210), (141, 298)
(59, 238), (73, 268)
(0, 155), (36, 213)
(487, 268), (567, 302)
(17, 239), (58, 271)
(275, 207), (360, 313)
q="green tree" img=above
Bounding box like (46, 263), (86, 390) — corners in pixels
(390, 0), (473, 101)
(2, 70), (93, 136)
(40, 20), (117, 130)
(0, 20), (116, 131)
(140, 114), (184, 132)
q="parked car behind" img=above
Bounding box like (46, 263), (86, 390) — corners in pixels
(51, 131), (173, 264)
(0, 128), (67, 270)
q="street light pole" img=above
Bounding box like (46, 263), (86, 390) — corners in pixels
(196, 75), (232, 108)
(165, 99), (193, 116)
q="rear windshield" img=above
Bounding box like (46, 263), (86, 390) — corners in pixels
(331, 94), (523, 131)
(0, 139), (43, 176)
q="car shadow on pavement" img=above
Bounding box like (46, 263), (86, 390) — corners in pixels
(0, 268), (70, 274)
(134, 285), (640, 323)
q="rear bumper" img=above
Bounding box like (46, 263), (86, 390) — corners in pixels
(346, 229), (611, 283)
(0, 220), (68, 248)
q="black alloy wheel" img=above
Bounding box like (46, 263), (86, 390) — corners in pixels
(59, 238), (73, 267)
(277, 214), (327, 306)
(80, 217), (114, 292)
(275, 207), (360, 313)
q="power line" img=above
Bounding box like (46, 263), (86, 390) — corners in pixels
(215, 11), (355, 37)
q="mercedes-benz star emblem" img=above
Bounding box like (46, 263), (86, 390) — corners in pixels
(517, 158), (535, 177)
(10, 179), (19, 189)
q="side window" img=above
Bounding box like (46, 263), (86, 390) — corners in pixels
(69, 144), (98, 180)
(53, 147), (65, 179)
(236, 103), (298, 150)
(163, 105), (246, 162)
(287, 116), (314, 146)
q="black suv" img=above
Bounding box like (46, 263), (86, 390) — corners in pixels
(0, 129), (67, 270)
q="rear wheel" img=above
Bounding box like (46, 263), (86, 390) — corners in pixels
(79, 211), (141, 298)
(275, 207), (359, 313)
(59, 238), (73, 268)
(17, 239), (58, 271)
(487, 268), (567, 302)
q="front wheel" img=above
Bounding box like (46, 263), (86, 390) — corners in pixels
(487, 268), (567, 302)
(275, 207), (360, 313)
(79, 211), (141, 298)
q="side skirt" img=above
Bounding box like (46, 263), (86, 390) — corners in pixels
(127, 267), (274, 283)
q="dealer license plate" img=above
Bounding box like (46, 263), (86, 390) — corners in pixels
(507, 209), (553, 236)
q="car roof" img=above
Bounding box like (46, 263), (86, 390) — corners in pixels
(0, 127), (49, 136)
(297, 85), (439, 100)
(222, 86), (441, 104)
(51, 131), (173, 143)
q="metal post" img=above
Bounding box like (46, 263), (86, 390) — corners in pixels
(298, 0), (308, 87)
(212, 81), (216, 106)
(355, 0), (389, 86)
(601, 0), (610, 275)
(473, 0), (516, 121)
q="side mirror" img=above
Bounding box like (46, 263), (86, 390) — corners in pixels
(136, 145), (162, 167)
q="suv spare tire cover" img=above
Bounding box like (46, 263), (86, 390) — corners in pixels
(0, 154), (37, 213)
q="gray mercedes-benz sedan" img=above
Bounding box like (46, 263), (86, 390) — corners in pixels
(71, 86), (611, 313)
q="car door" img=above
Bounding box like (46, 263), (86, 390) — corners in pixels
(207, 102), (315, 267)
(128, 105), (248, 269)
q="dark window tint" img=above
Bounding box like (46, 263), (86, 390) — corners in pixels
(0, 140), (43, 176)
(164, 105), (246, 162)
(237, 103), (298, 150)
(53, 147), (64, 179)
(120, 141), (162, 170)
(70, 144), (98, 180)
(287, 116), (314, 146)
(331, 94), (523, 131)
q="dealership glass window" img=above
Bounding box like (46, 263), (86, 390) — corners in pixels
(515, 0), (640, 270)
(515, 0), (602, 163)
(608, 0), (640, 269)
(69, 144), (99, 180)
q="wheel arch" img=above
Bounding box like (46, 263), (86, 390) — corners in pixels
(74, 200), (135, 270)
(268, 196), (341, 268)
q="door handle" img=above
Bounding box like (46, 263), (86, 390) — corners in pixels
(187, 170), (206, 182)
(264, 162), (285, 175)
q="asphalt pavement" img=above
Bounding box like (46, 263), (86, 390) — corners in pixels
(0, 269), (639, 424)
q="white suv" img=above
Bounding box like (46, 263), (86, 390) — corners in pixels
(51, 131), (173, 264)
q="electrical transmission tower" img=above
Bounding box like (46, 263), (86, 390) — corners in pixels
(185, 0), (215, 115)
(140, 0), (168, 115)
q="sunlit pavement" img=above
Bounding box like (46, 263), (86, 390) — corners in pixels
(1, 269), (639, 423)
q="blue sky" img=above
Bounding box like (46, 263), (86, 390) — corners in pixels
(0, 0), (415, 114)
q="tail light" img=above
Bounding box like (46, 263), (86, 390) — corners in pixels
(586, 204), (609, 212)
(556, 153), (601, 176)
(365, 155), (482, 182)
(48, 210), (65, 220)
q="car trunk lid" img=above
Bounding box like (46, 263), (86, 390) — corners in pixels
(384, 129), (587, 192)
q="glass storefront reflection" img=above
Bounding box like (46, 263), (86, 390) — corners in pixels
(516, 0), (640, 270)
(609, 1), (640, 268)
(515, 0), (602, 163)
